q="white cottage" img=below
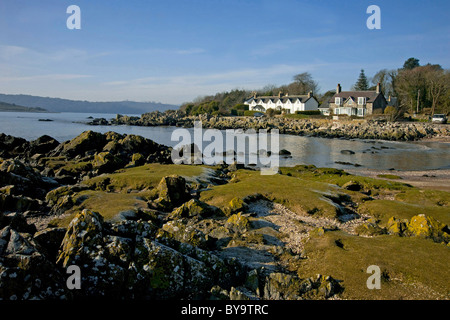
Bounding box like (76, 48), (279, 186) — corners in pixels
(244, 91), (319, 114)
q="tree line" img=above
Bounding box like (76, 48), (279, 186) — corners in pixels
(180, 58), (449, 117)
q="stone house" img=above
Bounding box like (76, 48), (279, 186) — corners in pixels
(327, 83), (387, 117)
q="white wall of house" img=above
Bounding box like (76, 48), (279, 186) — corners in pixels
(246, 97), (319, 114)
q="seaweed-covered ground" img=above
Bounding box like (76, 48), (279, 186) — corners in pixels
(0, 131), (449, 300)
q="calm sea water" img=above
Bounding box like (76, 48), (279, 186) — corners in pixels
(0, 111), (449, 171)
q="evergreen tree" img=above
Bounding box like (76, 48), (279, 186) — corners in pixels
(354, 69), (369, 91)
(403, 57), (420, 70)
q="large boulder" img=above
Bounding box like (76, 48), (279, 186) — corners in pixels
(56, 209), (129, 297)
(169, 199), (219, 220)
(57, 209), (105, 267)
(27, 135), (60, 156)
(225, 212), (250, 234)
(224, 197), (248, 216)
(0, 133), (28, 158)
(406, 214), (450, 243)
(386, 216), (408, 235)
(154, 175), (191, 210)
(51, 130), (106, 158)
(92, 151), (125, 174)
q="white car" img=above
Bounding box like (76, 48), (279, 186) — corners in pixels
(431, 114), (447, 124)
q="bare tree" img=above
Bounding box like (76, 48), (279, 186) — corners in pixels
(372, 69), (396, 96)
(291, 72), (319, 94)
(425, 69), (450, 115)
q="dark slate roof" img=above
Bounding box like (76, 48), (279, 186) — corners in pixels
(247, 94), (314, 104)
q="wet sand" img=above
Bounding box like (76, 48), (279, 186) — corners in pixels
(346, 168), (450, 191)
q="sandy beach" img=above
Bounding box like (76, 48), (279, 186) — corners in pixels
(346, 167), (450, 191)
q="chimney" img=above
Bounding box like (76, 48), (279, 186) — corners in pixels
(336, 84), (341, 94)
(278, 91), (282, 98)
(252, 91), (257, 99)
(308, 91), (312, 98)
(376, 83), (381, 94)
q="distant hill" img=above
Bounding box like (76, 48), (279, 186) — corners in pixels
(0, 101), (48, 113)
(0, 93), (178, 114)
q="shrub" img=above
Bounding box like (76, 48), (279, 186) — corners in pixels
(295, 110), (321, 115)
(266, 108), (276, 117)
(384, 106), (397, 115)
(244, 110), (261, 117)
(233, 103), (249, 111)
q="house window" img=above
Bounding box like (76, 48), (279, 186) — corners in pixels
(335, 97), (342, 105)
(358, 97), (366, 105)
(358, 108), (365, 117)
(335, 108), (340, 115)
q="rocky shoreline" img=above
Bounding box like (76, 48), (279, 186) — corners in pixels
(88, 111), (450, 142)
(0, 131), (343, 300)
(1, 130), (449, 300)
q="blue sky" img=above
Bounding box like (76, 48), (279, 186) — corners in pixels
(0, 0), (449, 105)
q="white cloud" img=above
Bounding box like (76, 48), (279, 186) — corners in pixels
(0, 45), (29, 60)
(250, 34), (356, 56)
(99, 63), (328, 104)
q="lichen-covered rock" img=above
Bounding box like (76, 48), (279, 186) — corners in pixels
(45, 186), (72, 206)
(154, 175), (191, 210)
(245, 269), (261, 295)
(386, 215), (449, 244)
(225, 212), (250, 233)
(51, 195), (74, 215)
(109, 219), (158, 239)
(56, 209), (128, 297)
(52, 130), (106, 158)
(0, 226), (69, 300)
(263, 272), (303, 300)
(155, 233), (243, 289)
(159, 220), (211, 249)
(354, 218), (386, 237)
(224, 197), (248, 216)
(127, 153), (145, 167)
(406, 214), (449, 243)
(128, 237), (212, 299)
(263, 272), (342, 300)
(313, 274), (342, 299)
(0, 159), (57, 199)
(387, 216), (408, 235)
(57, 209), (105, 268)
(169, 199), (219, 220)
(92, 151), (124, 173)
(209, 285), (231, 300)
(407, 214), (433, 238)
